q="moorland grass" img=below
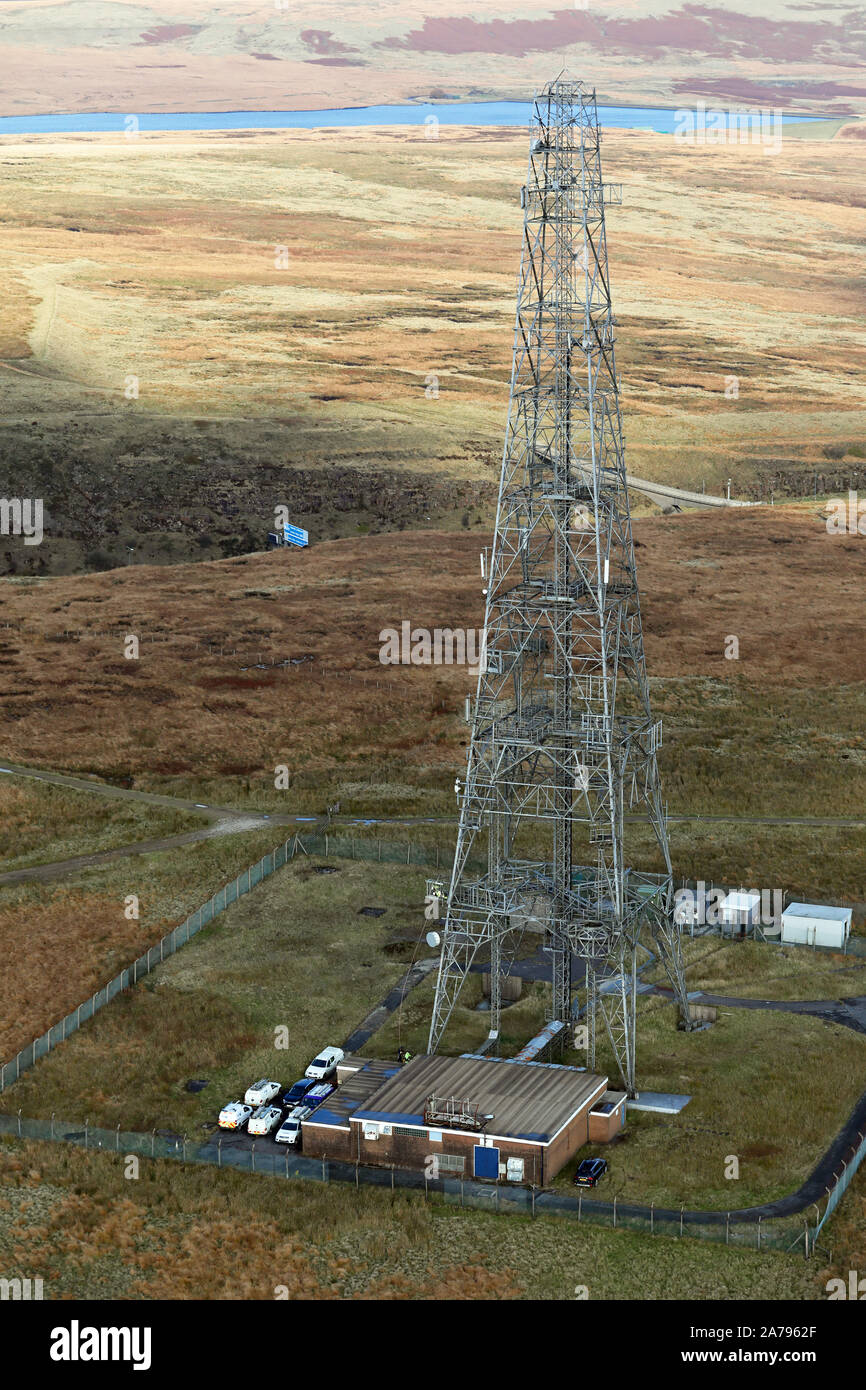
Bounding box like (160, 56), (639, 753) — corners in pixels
(0, 776), (199, 872)
(0, 826), (285, 1058)
(0, 1135), (824, 1301)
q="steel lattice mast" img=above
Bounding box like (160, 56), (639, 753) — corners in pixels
(427, 77), (693, 1094)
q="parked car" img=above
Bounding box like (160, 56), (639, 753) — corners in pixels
(281, 1078), (317, 1109)
(248, 1105), (283, 1137)
(572, 1157), (607, 1187)
(304, 1083), (335, 1111)
(218, 1101), (254, 1131)
(304, 1047), (344, 1081)
(274, 1105), (312, 1146)
(244, 1078), (281, 1108)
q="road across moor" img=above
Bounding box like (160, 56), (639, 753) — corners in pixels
(1, 760), (863, 886)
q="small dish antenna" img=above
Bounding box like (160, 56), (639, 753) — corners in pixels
(426, 930), (441, 949)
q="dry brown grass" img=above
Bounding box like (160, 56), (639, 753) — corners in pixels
(0, 508), (863, 788)
(0, 1137), (821, 1301)
(0, 1), (861, 119)
(0, 828), (281, 1062)
(0, 125), (864, 574)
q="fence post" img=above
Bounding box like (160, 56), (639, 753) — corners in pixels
(391, 1165), (395, 1194)
(116, 1124), (120, 1152)
(17, 1108), (22, 1138)
(757, 1216), (762, 1250)
(218, 1137), (222, 1168)
(461, 1179), (464, 1208)
(182, 1134), (187, 1163)
(726, 1212), (730, 1245)
(651, 1201), (654, 1234)
(50, 1112), (55, 1140)
(358, 1163), (361, 1191)
(251, 1142), (256, 1173)
(612, 1196), (617, 1229)
(151, 1129), (156, 1157)
(680, 1205), (684, 1237)
(84, 1118), (89, 1150)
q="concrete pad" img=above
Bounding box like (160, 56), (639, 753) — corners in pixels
(627, 1091), (691, 1114)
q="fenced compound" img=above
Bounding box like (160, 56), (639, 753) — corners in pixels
(0, 830), (864, 1255)
(0, 1111), (814, 1254)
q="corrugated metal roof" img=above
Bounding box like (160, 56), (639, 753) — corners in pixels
(303, 1058), (401, 1130)
(353, 1054), (607, 1144)
(513, 1019), (566, 1063)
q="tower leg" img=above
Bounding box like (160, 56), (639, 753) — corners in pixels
(428, 927), (485, 1054)
(586, 965), (598, 1070)
(651, 911), (694, 1032)
(551, 936), (571, 1053)
(488, 929), (503, 1051)
(596, 939), (637, 1095)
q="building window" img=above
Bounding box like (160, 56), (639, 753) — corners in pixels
(437, 1154), (465, 1174)
(393, 1125), (422, 1138)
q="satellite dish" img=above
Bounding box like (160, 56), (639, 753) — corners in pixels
(425, 930), (441, 949)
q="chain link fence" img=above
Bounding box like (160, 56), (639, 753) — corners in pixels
(0, 1111), (812, 1253)
(814, 1125), (866, 1243)
(0, 832), (465, 1095)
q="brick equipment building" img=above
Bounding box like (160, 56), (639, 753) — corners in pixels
(302, 1053), (624, 1185)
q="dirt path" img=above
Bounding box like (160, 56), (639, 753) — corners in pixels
(0, 816), (265, 885)
(2, 762), (864, 834)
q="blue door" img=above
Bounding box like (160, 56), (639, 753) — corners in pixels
(474, 1144), (500, 1179)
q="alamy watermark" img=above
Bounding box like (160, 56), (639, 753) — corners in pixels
(674, 883), (783, 928)
(0, 1276), (43, 1300)
(0, 497), (43, 545)
(825, 491), (866, 535)
(674, 103), (784, 156)
(379, 622), (488, 673)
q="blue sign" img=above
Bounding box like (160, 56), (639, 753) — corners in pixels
(283, 523), (309, 548)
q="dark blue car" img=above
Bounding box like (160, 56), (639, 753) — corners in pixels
(281, 1078), (316, 1109)
(573, 1157), (607, 1187)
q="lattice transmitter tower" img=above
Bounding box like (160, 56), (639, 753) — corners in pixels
(427, 78), (693, 1094)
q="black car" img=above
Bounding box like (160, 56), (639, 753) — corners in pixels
(573, 1157), (607, 1187)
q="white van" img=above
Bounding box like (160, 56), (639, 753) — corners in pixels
(244, 1078), (281, 1108)
(218, 1101), (253, 1131)
(304, 1046), (344, 1081)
